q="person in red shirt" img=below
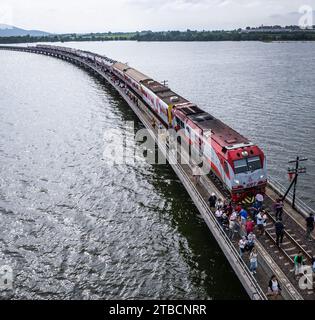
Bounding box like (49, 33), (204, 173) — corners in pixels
(245, 219), (255, 235)
(235, 204), (242, 214)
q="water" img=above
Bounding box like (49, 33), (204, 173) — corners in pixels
(0, 41), (314, 299)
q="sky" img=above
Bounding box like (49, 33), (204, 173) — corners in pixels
(0, 0), (314, 33)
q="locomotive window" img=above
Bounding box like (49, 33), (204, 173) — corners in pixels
(247, 156), (262, 171)
(234, 159), (248, 174)
(234, 156), (262, 174)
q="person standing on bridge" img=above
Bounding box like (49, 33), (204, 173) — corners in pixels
(221, 212), (229, 230)
(249, 248), (258, 275)
(305, 213), (314, 241)
(235, 203), (242, 214)
(225, 200), (233, 217)
(255, 193), (264, 209)
(239, 236), (247, 259)
(208, 193), (217, 212)
(275, 219), (285, 247)
(216, 198), (224, 210)
(151, 118), (156, 129)
(246, 232), (256, 252)
(267, 275), (282, 299)
(228, 211), (240, 241)
(273, 198), (284, 220)
(239, 208), (248, 228)
(245, 219), (255, 236)
(250, 201), (260, 221)
(294, 251), (304, 277)
(256, 210), (267, 236)
(215, 208), (223, 225)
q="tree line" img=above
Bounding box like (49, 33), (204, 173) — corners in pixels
(131, 30), (315, 42)
(1, 30), (315, 44)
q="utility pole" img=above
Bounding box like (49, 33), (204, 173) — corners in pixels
(282, 156), (307, 209)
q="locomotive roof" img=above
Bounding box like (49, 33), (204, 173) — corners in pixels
(112, 62), (130, 72)
(174, 103), (250, 147)
(141, 79), (188, 106)
(126, 68), (150, 82)
(113, 63), (188, 106)
(113, 62), (150, 82)
(187, 111), (251, 148)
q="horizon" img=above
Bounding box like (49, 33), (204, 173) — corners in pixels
(1, 23), (315, 36)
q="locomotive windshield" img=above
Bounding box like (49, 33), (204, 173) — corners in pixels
(234, 156), (262, 174)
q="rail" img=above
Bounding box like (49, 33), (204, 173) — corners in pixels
(264, 210), (313, 264)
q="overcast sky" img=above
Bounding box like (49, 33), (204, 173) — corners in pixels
(1, 0), (314, 33)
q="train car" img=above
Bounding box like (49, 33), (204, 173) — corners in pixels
(36, 45), (115, 68)
(112, 60), (268, 202)
(111, 63), (190, 127)
(111, 62), (146, 96)
(33, 46), (267, 201)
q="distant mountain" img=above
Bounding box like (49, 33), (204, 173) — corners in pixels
(0, 24), (50, 37)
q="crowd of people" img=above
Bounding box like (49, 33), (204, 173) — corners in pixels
(208, 191), (315, 298)
(208, 192), (266, 274)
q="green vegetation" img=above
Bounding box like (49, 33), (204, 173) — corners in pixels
(0, 32), (136, 44)
(132, 29), (315, 42)
(1, 29), (315, 44)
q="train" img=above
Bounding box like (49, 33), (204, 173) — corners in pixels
(36, 45), (268, 202)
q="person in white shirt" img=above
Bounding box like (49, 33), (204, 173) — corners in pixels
(239, 237), (247, 258)
(256, 210), (267, 236)
(230, 211), (237, 221)
(247, 232), (256, 252)
(268, 275), (282, 299)
(215, 209), (223, 225)
(249, 248), (258, 274)
(216, 198), (223, 210)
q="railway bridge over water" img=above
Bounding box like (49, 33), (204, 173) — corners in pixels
(0, 44), (314, 300)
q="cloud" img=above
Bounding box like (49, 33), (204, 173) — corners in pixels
(2, 0), (314, 33)
(126, 0), (220, 11)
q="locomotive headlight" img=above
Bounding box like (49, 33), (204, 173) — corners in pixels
(234, 179), (240, 184)
(260, 175), (265, 179)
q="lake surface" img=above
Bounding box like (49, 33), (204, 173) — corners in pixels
(0, 41), (314, 299)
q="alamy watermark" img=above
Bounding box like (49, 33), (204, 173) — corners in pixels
(102, 121), (212, 176)
(0, 265), (13, 291)
(298, 5), (313, 29)
(298, 265), (314, 291)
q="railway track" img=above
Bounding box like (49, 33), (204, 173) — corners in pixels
(262, 210), (314, 296)
(206, 172), (314, 296)
(207, 172), (313, 264)
(263, 210), (313, 265)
